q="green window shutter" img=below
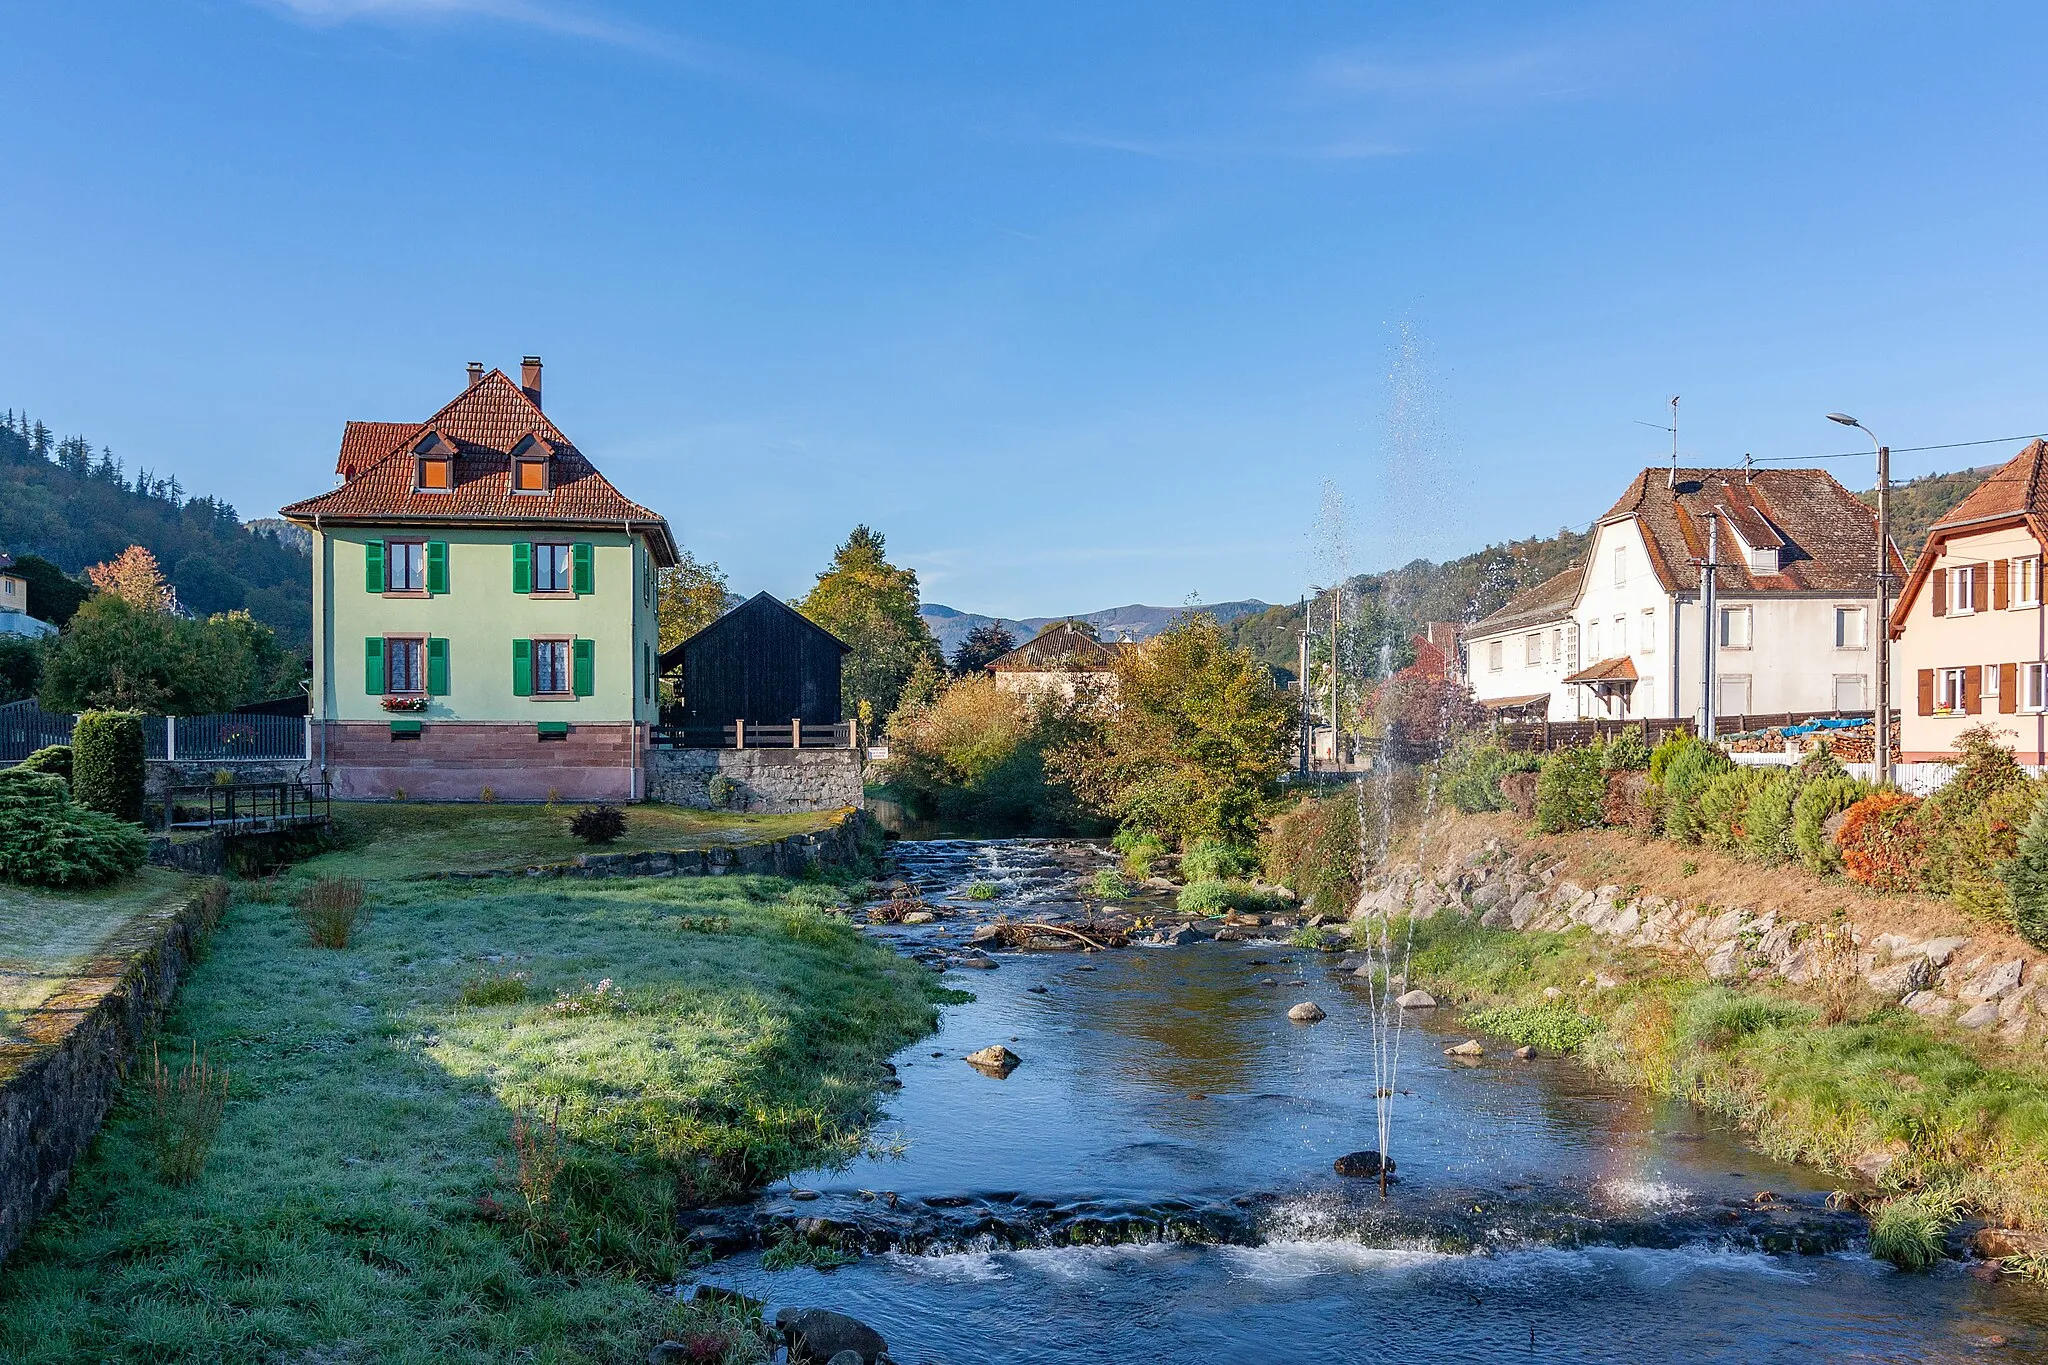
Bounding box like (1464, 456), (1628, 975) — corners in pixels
(642, 642), (652, 702)
(572, 542), (594, 595)
(512, 639), (532, 697)
(365, 637), (384, 694)
(426, 541), (448, 594)
(512, 541), (532, 594)
(427, 637), (449, 695)
(572, 638), (594, 697)
(365, 540), (385, 593)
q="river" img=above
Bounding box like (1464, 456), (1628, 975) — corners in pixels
(708, 839), (2048, 1363)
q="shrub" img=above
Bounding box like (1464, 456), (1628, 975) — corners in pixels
(1837, 791), (1927, 892)
(1177, 878), (1288, 916)
(1259, 792), (1362, 915)
(1088, 867), (1132, 899)
(1533, 746), (1605, 834)
(14, 743), (72, 783)
(1180, 838), (1260, 882)
(459, 969), (530, 1007)
(1795, 741), (1847, 785)
(140, 1042), (229, 1186)
(1737, 769), (1798, 863)
(1600, 727), (1652, 772)
(2000, 789), (2048, 948)
(1443, 739), (1536, 814)
(706, 774), (740, 810)
(1463, 1003), (1598, 1054)
(1499, 769), (1540, 818)
(1655, 736), (1734, 843)
(570, 803), (627, 845)
(1118, 831), (1166, 880)
(294, 875), (368, 948)
(1792, 775), (1871, 875)
(0, 768), (148, 887)
(1602, 769), (1654, 834)
(1946, 782), (2039, 923)
(1922, 724), (2030, 896)
(71, 709), (145, 823)
(1675, 986), (1814, 1050)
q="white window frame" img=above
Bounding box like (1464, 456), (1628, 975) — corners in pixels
(1717, 674), (1752, 717)
(1585, 620), (1601, 660)
(1834, 605), (1868, 650)
(1524, 633), (1541, 666)
(2014, 557), (2041, 609)
(1613, 546), (1626, 587)
(1550, 628), (1562, 662)
(1950, 565), (1978, 615)
(1719, 605), (1753, 650)
(2024, 662), (2048, 713)
(1488, 639), (1503, 673)
(1937, 666), (1969, 715)
(1832, 674), (1866, 711)
(1985, 663), (2002, 701)
(1640, 607), (1656, 654)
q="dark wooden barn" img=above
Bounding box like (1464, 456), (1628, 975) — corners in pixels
(659, 592), (848, 737)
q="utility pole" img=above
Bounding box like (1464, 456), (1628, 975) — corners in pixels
(1828, 414), (1894, 785)
(1297, 596), (1311, 778)
(1697, 515), (1720, 741)
(1330, 586), (1343, 769)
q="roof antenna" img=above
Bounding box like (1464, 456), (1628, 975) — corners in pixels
(1668, 396), (1680, 488)
(1743, 451), (1753, 485)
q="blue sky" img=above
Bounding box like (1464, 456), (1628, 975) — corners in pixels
(5, 2), (2047, 616)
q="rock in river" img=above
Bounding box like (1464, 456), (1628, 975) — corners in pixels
(1445, 1039), (1485, 1057)
(965, 1044), (1021, 1076)
(775, 1307), (888, 1364)
(1288, 1001), (1327, 1023)
(1333, 1150), (1396, 1178)
(1395, 989), (1437, 1009)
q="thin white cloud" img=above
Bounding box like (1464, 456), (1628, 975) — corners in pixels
(1308, 45), (1572, 101)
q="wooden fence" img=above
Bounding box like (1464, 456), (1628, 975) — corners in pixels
(648, 720), (856, 751)
(1492, 710), (1883, 756)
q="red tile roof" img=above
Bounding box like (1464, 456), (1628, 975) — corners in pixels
(281, 369), (678, 565)
(1597, 467), (1900, 595)
(1890, 440), (2048, 632)
(1563, 656), (1639, 685)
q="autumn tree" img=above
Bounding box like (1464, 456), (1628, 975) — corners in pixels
(950, 621), (1018, 675)
(39, 598), (302, 714)
(1047, 613), (1295, 848)
(85, 545), (177, 613)
(796, 525), (942, 731)
(656, 549), (731, 652)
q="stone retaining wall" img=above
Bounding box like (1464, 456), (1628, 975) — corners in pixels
(0, 886), (210, 1266)
(1358, 836), (2048, 1053)
(644, 747), (864, 815)
(442, 807), (873, 882)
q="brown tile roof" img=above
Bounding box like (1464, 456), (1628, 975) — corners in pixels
(988, 623), (1125, 672)
(1479, 692), (1552, 711)
(1563, 656), (1639, 685)
(281, 369), (679, 565)
(1890, 440), (2048, 632)
(1468, 566), (1582, 636)
(1597, 467), (1900, 595)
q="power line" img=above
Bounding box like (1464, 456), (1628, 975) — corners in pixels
(1750, 432), (2048, 464)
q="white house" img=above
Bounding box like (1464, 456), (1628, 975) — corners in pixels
(1464, 468), (1898, 724)
(0, 554), (57, 639)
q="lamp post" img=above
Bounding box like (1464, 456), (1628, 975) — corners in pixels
(1827, 413), (1893, 785)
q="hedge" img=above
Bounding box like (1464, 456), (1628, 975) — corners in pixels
(72, 710), (146, 823)
(0, 768), (148, 887)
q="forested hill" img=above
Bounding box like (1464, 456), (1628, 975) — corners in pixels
(1226, 464), (1996, 683)
(0, 410), (311, 646)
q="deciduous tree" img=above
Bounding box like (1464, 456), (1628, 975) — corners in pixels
(656, 549), (731, 652)
(85, 545), (178, 613)
(796, 525), (942, 730)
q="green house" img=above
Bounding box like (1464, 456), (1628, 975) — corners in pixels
(281, 357), (678, 800)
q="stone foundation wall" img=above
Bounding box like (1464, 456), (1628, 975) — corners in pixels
(645, 747), (864, 814)
(446, 807), (873, 881)
(1359, 836), (2048, 1051)
(0, 887), (211, 1266)
(321, 721), (641, 802)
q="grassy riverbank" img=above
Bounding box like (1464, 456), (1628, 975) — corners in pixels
(0, 821), (950, 1363)
(1406, 914), (2048, 1269)
(0, 869), (190, 1042)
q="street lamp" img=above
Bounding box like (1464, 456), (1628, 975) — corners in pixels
(1827, 413), (1893, 785)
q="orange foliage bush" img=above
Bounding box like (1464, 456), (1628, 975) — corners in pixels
(1837, 790), (1928, 892)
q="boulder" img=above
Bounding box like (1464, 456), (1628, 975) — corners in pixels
(900, 910), (935, 925)
(964, 1045), (1021, 1076)
(1863, 957), (1933, 1000)
(1445, 1040), (1484, 1057)
(1961, 958), (2026, 1003)
(1903, 990), (1956, 1019)
(1704, 942), (1741, 980)
(775, 1308), (889, 1365)
(1914, 936), (1971, 967)
(970, 924), (1004, 942)
(1333, 1150), (1396, 1178)
(828, 1354), (865, 1365)
(1512, 1045), (1538, 1060)
(1395, 989), (1438, 1009)
(1478, 905), (1514, 929)
(1288, 1002), (1327, 1023)
(1850, 1140), (1908, 1181)
(1974, 1226), (2048, 1260)
(954, 955), (999, 970)
(1257, 977), (1279, 988)
(1957, 1001), (2001, 1030)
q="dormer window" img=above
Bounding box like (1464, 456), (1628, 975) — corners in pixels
(413, 432), (457, 493)
(509, 433), (552, 495)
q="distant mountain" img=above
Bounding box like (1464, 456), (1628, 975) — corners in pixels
(921, 600), (1271, 660)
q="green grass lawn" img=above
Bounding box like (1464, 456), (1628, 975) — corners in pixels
(315, 802), (835, 879)
(0, 842), (949, 1363)
(0, 868), (190, 1040)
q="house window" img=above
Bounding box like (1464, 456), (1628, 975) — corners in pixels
(2024, 662), (2048, 712)
(1835, 606), (1868, 649)
(386, 541), (425, 593)
(1524, 633), (1541, 666)
(1937, 666), (1970, 714)
(1951, 566), (1979, 614)
(1585, 620), (1601, 659)
(1834, 675), (1866, 710)
(1720, 605), (1752, 649)
(416, 456), (453, 492)
(514, 458), (549, 494)
(1640, 608), (1656, 654)
(1985, 663), (2002, 701)
(1488, 640), (1503, 672)
(386, 637), (425, 694)
(2014, 557), (2042, 608)
(533, 638), (573, 695)
(1614, 615), (1626, 653)
(1717, 674), (1751, 717)
(533, 542), (573, 593)
(1550, 628), (1562, 662)
(1613, 547), (1626, 587)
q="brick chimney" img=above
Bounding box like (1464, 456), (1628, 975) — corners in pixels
(466, 361), (484, 389)
(521, 356), (543, 409)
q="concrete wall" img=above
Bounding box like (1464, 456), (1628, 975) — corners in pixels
(645, 746), (864, 814)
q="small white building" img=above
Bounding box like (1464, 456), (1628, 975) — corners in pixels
(0, 553), (57, 639)
(1464, 468), (1898, 724)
